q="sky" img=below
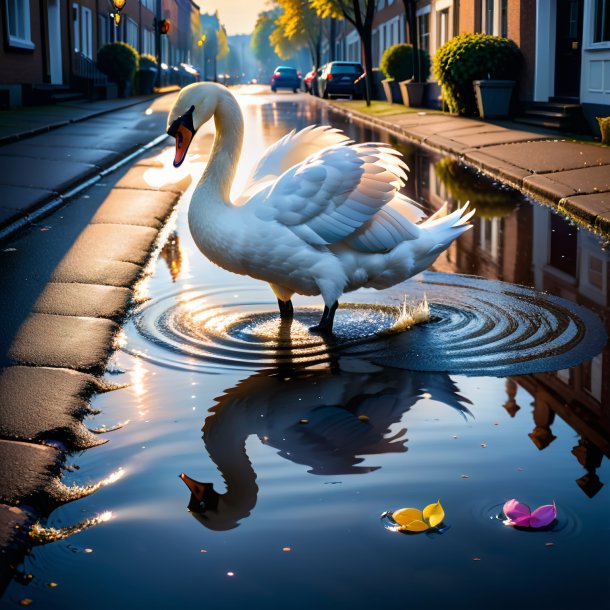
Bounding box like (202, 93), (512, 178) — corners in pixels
(201, 0), (270, 36)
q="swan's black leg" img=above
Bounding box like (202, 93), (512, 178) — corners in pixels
(277, 299), (294, 319)
(310, 301), (338, 334)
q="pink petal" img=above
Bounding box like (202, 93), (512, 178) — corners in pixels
(530, 503), (556, 528)
(509, 515), (532, 527)
(503, 499), (531, 521)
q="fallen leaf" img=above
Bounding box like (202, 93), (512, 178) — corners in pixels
(19, 600), (33, 606)
(391, 501), (445, 533)
(357, 415), (370, 422)
(481, 443), (487, 448)
(282, 547), (291, 552)
(48, 582), (58, 588)
(461, 475), (470, 479)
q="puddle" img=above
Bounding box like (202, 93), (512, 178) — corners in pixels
(3, 91), (609, 610)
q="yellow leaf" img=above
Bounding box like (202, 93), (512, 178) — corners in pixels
(392, 508), (423, 527)
(400, 519), (430, 532)
(423, 500), (445, 528)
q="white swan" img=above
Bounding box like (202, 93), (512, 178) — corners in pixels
(167, 82), (474, 333)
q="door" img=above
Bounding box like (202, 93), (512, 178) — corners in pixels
(554, 0), (583, 99)
(47, 0), (62, 84)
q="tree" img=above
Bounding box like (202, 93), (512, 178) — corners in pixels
(217, 23), (229, 61)
(200, 11), (230, 82)
(272, 0), (323, 70)
(252, 10), (284, 78)
(311, 0), (376, 106)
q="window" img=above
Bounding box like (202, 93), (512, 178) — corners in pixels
(141, 0), (154, 11)
(417, 11), (430, 53)
(143, 27), (155, 56)
(73, 3), (80, 52)
(81, 6), (92, 58)
(501, 0), (508, 37)
(484, 0), (495, 33)
(594, 0), (610, 42)
(6, 0), (34, 49)
(126, 17), (138, 50)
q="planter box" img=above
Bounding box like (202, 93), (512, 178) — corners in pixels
(399, 80), (426, 107)
(473, 79), (515, 118)
(381, 79), (403, 104)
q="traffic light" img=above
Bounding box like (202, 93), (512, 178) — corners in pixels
(159, 19), (171, 35)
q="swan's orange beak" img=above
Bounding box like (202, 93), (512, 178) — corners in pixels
(167, 105), (196, 168)
(173, 124), (193, 168)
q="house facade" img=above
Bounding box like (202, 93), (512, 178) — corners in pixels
(0, 0), (200, 108)
(333, 1), (608, 128)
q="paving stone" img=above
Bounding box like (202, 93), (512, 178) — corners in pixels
(90, 188), (179, 228)
(54, 224), (157, 270)
(0, 366), (103, 449)
(465, 151), (532, 186)
(8, 313), (118, 371)
(0, 142), (120, 167)
(473, 140), (610, 173)
(0, 440), (61, 506)
(422, 134), (471, 153)
(33, 282), (131, 319)
(405, 119), (468, 136)
(559, 193), (610, 223)
(0, 186), (56, 213)
(522, 174), (578, 201)
(0, 156), (97, 191)
(114, 164), (192, 193)
(533, 165), (610, 196)
(453, 130), (548, 147)
(51, 258), (142, 287)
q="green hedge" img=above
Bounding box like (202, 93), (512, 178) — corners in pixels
(433, 33), (521, 115)
(97, 42), (139, 84)
(380, 43), (430, 83)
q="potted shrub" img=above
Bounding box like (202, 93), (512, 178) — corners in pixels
(380, 43), (430, 106)
(433, 33), (521, 117)
(136, 53), (158, 94)
(97, 42), (139, 98)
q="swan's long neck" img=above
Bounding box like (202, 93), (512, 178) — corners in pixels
(198, 90), (244, 203)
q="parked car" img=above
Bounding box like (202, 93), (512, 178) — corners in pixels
(270, 66), (301, 93)
(317, 62), (364, 99)
(303, 67), (317, 94)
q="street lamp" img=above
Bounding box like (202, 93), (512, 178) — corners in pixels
(109, 0), (127, 26)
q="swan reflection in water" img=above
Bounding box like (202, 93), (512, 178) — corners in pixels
(180, 319), (472, 531)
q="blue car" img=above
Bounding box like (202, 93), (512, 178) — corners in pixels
(270, 66), (301, 93)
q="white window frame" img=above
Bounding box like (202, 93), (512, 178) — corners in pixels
(72, 2), (80, 53)
(585, 0), (610, 50)
(5, 0), (34, 49)
(81, 6), (92, 58)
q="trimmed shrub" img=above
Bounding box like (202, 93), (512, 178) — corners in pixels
(380, 43), (430, 83)
(433, 33), (521, 115)
(97, 42), (139, 84)
(139, 53), (158, 71)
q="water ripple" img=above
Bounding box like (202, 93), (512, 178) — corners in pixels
(124, 272), (607, 376)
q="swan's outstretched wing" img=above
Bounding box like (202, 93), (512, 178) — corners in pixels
(253, 141), (415, 246)
(239, 125), (350, 200)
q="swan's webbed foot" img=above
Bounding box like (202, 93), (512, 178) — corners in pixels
(278, 299), (294, 319)
(309, 301), (338, 334)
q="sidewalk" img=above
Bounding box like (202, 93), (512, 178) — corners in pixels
(322, 99), (610, 236)
(0, 92), (176, 241)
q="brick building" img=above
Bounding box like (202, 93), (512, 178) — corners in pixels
(0, 0), (200, 108)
